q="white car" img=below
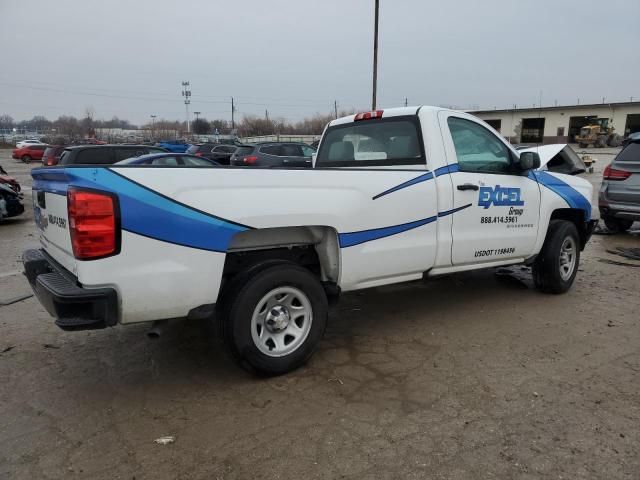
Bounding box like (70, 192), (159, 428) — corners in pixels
(24, 106), (597, 375)
(15, 139), (45, 149)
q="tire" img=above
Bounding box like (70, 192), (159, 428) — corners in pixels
(216, 262), (328, 376)
(21, 155), (31, 163)
(533, 220), (580, 294)
(603, 216), (633, 233)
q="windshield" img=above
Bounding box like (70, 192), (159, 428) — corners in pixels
(315, 116), (424, 167)
(617, 143), (640, 162)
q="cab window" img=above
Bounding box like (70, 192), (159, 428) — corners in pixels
(447, 117), (512, 174)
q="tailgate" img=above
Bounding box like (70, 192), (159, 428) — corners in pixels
(31, 169), (77, 275)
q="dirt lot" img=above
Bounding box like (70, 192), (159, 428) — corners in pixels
(1, 148), (639, 479)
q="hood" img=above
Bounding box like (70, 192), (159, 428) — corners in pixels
(519, 143), (586, 175)
(0, 175), (20, 192)
(519, 144), (566, 169)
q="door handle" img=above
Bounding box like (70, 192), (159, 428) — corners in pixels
(457, 183), (479, 191)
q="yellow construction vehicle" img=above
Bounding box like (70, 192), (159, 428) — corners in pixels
(575, 119), (622, 148)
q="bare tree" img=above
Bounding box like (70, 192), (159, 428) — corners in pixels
(0, 114), (14, 131)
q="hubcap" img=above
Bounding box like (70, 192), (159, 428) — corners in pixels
(251, 287), (313, 357)
(559, 236), (577, 281)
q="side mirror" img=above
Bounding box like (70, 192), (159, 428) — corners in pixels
(518, 151), (540, 171)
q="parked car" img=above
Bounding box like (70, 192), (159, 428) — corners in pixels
(0, 165), (21, 193)
(230, 142), (316, 167)
(154, 140), (190, 153)
(58, 145), (167, 166)
(42, 145), (67, 167)
(186, 143), (237, 165)
(116, 153), (220, 166)
(12, 144), (47, 162)
(599, 138), (640, 232)
(25, 106), (596, 375)
(15, 139), (45, 149)
(0, 182), (24, 222)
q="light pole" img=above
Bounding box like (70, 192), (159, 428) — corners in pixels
(150, 115), (156, 140)
(372, 0), (380, 110)
(181, 81), (191, 134)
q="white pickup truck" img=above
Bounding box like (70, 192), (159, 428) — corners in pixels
(24, 106), (596, 374)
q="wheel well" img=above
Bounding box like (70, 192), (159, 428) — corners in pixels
(222, 225), (340, 285)
(549, 209), (588, 249)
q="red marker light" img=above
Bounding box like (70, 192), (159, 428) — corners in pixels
(354, 110), (384, 121)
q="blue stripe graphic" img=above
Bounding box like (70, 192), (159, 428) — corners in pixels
(33, 168), (250, 252)
(434, 164), (459, 177)
(339, 203), (471, 248)
(373, 163), (460, 200)
(531, 171), (591, 220)
(372, 172), (434, 200)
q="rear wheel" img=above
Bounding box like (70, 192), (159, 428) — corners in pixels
(216, 263), (328, 375)
(603, 216), (633, 233)
(533, 220), (580, 294)
(21, 155), (31, 163)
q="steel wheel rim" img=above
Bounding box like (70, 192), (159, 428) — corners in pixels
(250, 286), (313, 357)
(559, 236), (576, 281)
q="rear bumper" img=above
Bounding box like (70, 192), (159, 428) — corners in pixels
(22, 249), (119, 331)
(599, 204), (640, 222)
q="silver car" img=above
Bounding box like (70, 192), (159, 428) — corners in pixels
(599, 139), (640, 232)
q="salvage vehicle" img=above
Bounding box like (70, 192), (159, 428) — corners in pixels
(599, 137), (640, 232)
(24, 106), (596, 375)
(0, 165), (21, 193)
(0, 182), (24, 222)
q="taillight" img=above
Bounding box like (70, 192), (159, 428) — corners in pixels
(354, 110), (384, 121)
(243, 155), (258, 164)
(603, 164), (631, 181)
(67, 188), (119, 260)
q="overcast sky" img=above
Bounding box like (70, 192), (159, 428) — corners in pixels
(1, 0), (638, 125)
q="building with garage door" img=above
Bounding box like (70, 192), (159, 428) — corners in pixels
(471, 101), (640, 144)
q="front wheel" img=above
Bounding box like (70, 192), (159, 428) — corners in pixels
(533, 220), (580, 294)
(217, 263), (328, 375)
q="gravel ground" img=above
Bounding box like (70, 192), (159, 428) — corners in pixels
(0, 148), (639, 479)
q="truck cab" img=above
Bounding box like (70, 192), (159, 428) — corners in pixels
(24, 106), (596, 375)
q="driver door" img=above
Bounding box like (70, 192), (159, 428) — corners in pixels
(441, 113), (541, 266)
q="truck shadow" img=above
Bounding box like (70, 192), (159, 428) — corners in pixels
(50, 267), (541, 388)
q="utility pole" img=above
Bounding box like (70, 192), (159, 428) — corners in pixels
(194, 111), (201, 121)
(181, 81), (191, 134)
(334, 100), (338, 119)
(231, 97), (235, 130)
(150, 115), (156, 140)
(265, 109), (269, 122)
(372, 0), (380, 110)
(404, 97), (408, 107)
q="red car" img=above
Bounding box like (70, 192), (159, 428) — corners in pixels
(0, 165), (20, 192)
(12, 144), (47, 163)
